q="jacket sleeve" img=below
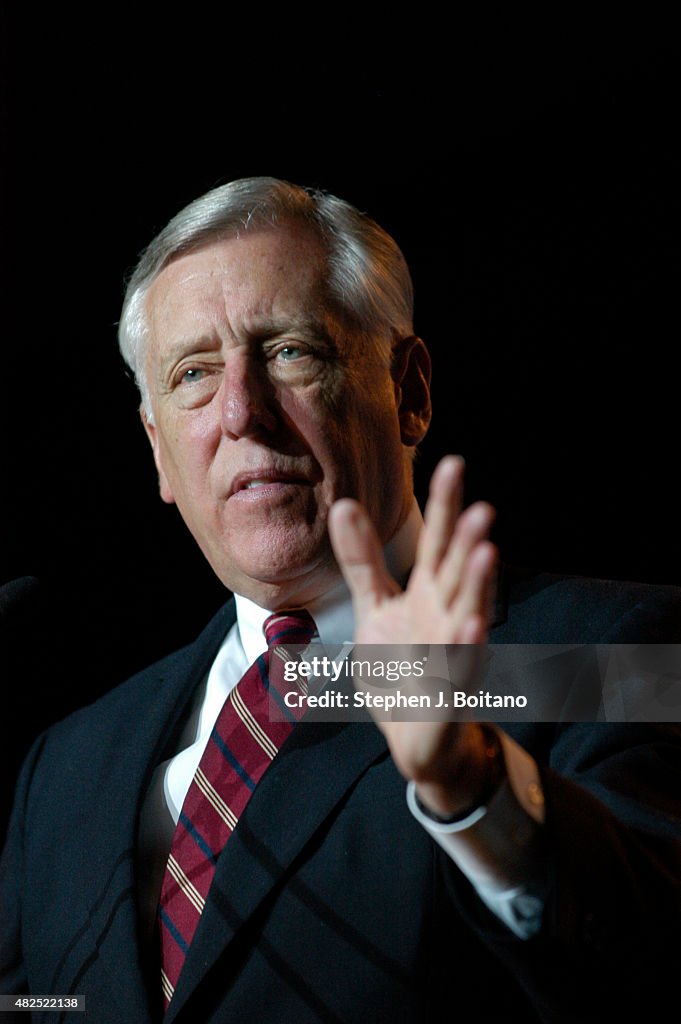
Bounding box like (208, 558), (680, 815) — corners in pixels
(0, 733), (47, 1001)
(438, 722), (681, 1020)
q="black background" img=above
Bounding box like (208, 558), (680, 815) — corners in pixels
(1, 19), (680, 835)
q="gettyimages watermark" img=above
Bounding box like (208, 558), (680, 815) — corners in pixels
(268, 643), (681, 722)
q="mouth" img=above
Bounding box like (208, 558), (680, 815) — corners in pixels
(229, 471), (312, 498)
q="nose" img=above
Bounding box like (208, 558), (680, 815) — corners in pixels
(220, 351), (279, 440)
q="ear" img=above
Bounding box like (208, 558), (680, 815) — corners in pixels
(140, 407), (176, 504)
(391, 335), (432, 446)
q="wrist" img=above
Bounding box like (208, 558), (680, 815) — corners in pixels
(414, 724), (506, 825)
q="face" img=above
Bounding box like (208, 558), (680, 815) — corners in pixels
(142, 223), (430, 608)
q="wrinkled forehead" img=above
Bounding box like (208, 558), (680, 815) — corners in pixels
(144, 222), (336, 342)
(151, 220), (329, 295)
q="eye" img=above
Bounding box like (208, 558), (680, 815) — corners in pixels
(277, 345), (305, 361)
(264, 340), (324, 382)
(179, 367), (205, 384)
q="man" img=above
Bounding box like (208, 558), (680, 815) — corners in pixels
(1, 177), (680, 1022)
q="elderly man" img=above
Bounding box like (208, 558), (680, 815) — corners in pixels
(1, 177), (680, 1023)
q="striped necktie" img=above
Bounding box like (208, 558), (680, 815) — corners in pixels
(158, 609), (317, 1011)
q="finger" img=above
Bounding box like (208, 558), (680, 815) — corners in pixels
(449, 541), (498, 637)
(328, 499), (400, 614)
(458, 613), (488, 645)
(437, 501), (496, 606)
(413, 455), (465, 579)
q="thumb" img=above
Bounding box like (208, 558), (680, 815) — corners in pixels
(328, 499), (400, 615)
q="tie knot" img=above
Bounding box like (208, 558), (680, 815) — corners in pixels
(263, 609), (317, 649)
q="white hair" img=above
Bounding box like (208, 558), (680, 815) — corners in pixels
(117, 177), (415, 415)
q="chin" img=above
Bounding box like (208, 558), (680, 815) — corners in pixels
(225, 572), (339, 611)
(211, 538), (336, 602)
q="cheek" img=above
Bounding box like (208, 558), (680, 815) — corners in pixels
(347, 392), (406, 497)
(278, 384), (343, 447)
(156, 413), (218, 490)
(313, 393), (400, 492)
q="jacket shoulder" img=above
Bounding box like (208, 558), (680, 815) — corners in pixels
(492, 566), (681, 643)
(40, 599), (235, 748)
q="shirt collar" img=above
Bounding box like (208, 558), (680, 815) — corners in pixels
(234, 497), (423, 665)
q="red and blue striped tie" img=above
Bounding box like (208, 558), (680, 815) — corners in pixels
(158, 609), (317, 1011)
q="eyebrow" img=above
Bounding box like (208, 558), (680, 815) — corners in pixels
(157, 315), (337, 374)
(157, 333), (223, 374)
(246, 312), (337, 342)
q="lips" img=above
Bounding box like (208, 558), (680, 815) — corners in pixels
(228, 469), (312, 497)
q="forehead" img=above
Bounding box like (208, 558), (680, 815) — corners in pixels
(144, 223), (331, 340)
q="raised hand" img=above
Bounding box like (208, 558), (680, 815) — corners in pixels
(328, 456), (501, 818)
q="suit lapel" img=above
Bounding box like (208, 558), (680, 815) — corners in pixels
(69, 597), (385, 1021)
(166, 716), (388, 1022)
(60, 603), (236, 1022)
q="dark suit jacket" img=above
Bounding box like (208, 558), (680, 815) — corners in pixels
(2, 570), (681, 1023)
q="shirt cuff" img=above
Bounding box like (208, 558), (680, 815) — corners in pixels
(406, 729), (547, 939)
